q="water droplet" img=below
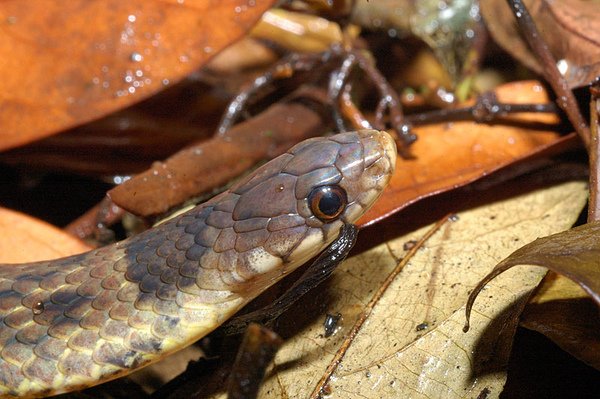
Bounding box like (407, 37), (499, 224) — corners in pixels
(130, 52), (143, 62)
(128, 14), (136, 23)
(449, 214), (459, 222)
(323, 313), (342, 337)
(32, 301), (44, 315)
(557, 59), (569, 75)
(112, 175), (131, 184)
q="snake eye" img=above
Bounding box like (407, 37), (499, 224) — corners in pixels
(308, 185), (348, 222)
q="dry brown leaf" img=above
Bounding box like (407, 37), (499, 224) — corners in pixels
(465, 220), (600, 330)
(0, 207), (90, 263)
(0, 0), (274, 150)
(520, 273), (600, 370)
(481, 0), (600, 89)
(359, 80), (577, 226)
(465, 218), (600, 372)
(229, 180), (587, 398)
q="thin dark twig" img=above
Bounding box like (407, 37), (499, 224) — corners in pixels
(328, 52), (357, 133)
(406, 91), (559, 126)
(588, 79), (600, 222)
(340, 82), (374, 130)
(506, 0), (590, 148)
(217, 73), (271, 136)
(350, 50), (417, 147)
(374, 96), (389, 130)
(216, 52), (332, 136)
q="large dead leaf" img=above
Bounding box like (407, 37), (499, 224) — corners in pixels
(246, 180), (587, 398)
(466, 220), (600, 323)
(0, 0), (274, 150)
(359, 80), (578, 226)
(0, 207), (90, 263)
(465, 219), (600, 373)
(481, 0), (600, 89)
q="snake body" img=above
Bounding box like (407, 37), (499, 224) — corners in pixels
(0, 130), (396, 397)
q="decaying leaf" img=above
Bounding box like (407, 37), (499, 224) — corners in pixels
(0, 0), (274, 150)
(481, 0), (600, 89)
(359, 80), (578, 226)
(465, 220), (600, 338)
(520, 273), (600, 370)
(242, 180), (586, 398)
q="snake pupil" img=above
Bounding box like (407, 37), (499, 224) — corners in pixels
(308, 185), (347, 222)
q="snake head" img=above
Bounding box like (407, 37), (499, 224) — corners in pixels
(222, 129), (397, 281)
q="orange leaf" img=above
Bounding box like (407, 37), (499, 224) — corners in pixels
(0, 207), (90, 264)
(359, 80), (578, 226)
(0, 0), (274, 150)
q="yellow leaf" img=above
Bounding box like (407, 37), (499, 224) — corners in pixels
(253, 180), (587, 398)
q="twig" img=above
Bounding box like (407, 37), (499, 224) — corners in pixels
(350, 50), (417, 147)
(588, 79), (600, 221)
(216, 52), (332, 135)
(406, 91), (558, 125)
(327, 51), (357, 133)
(309, 214), (452, 398)
(506, 0), (590, 148)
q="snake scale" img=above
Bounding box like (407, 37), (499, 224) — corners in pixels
(0, 130), (396, 397)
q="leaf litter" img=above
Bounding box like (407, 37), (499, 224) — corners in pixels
(245, 180), (588, 399)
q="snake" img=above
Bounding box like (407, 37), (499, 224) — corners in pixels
(0, 129), (396, 398)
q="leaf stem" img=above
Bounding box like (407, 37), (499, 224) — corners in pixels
(309, 214), (451, 398)
(506, 0), (590, 149)
(588, 80), (600, 222)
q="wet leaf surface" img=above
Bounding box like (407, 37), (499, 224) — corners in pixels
(0, 2), (597, 396)
(0, 0), (274, 150)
